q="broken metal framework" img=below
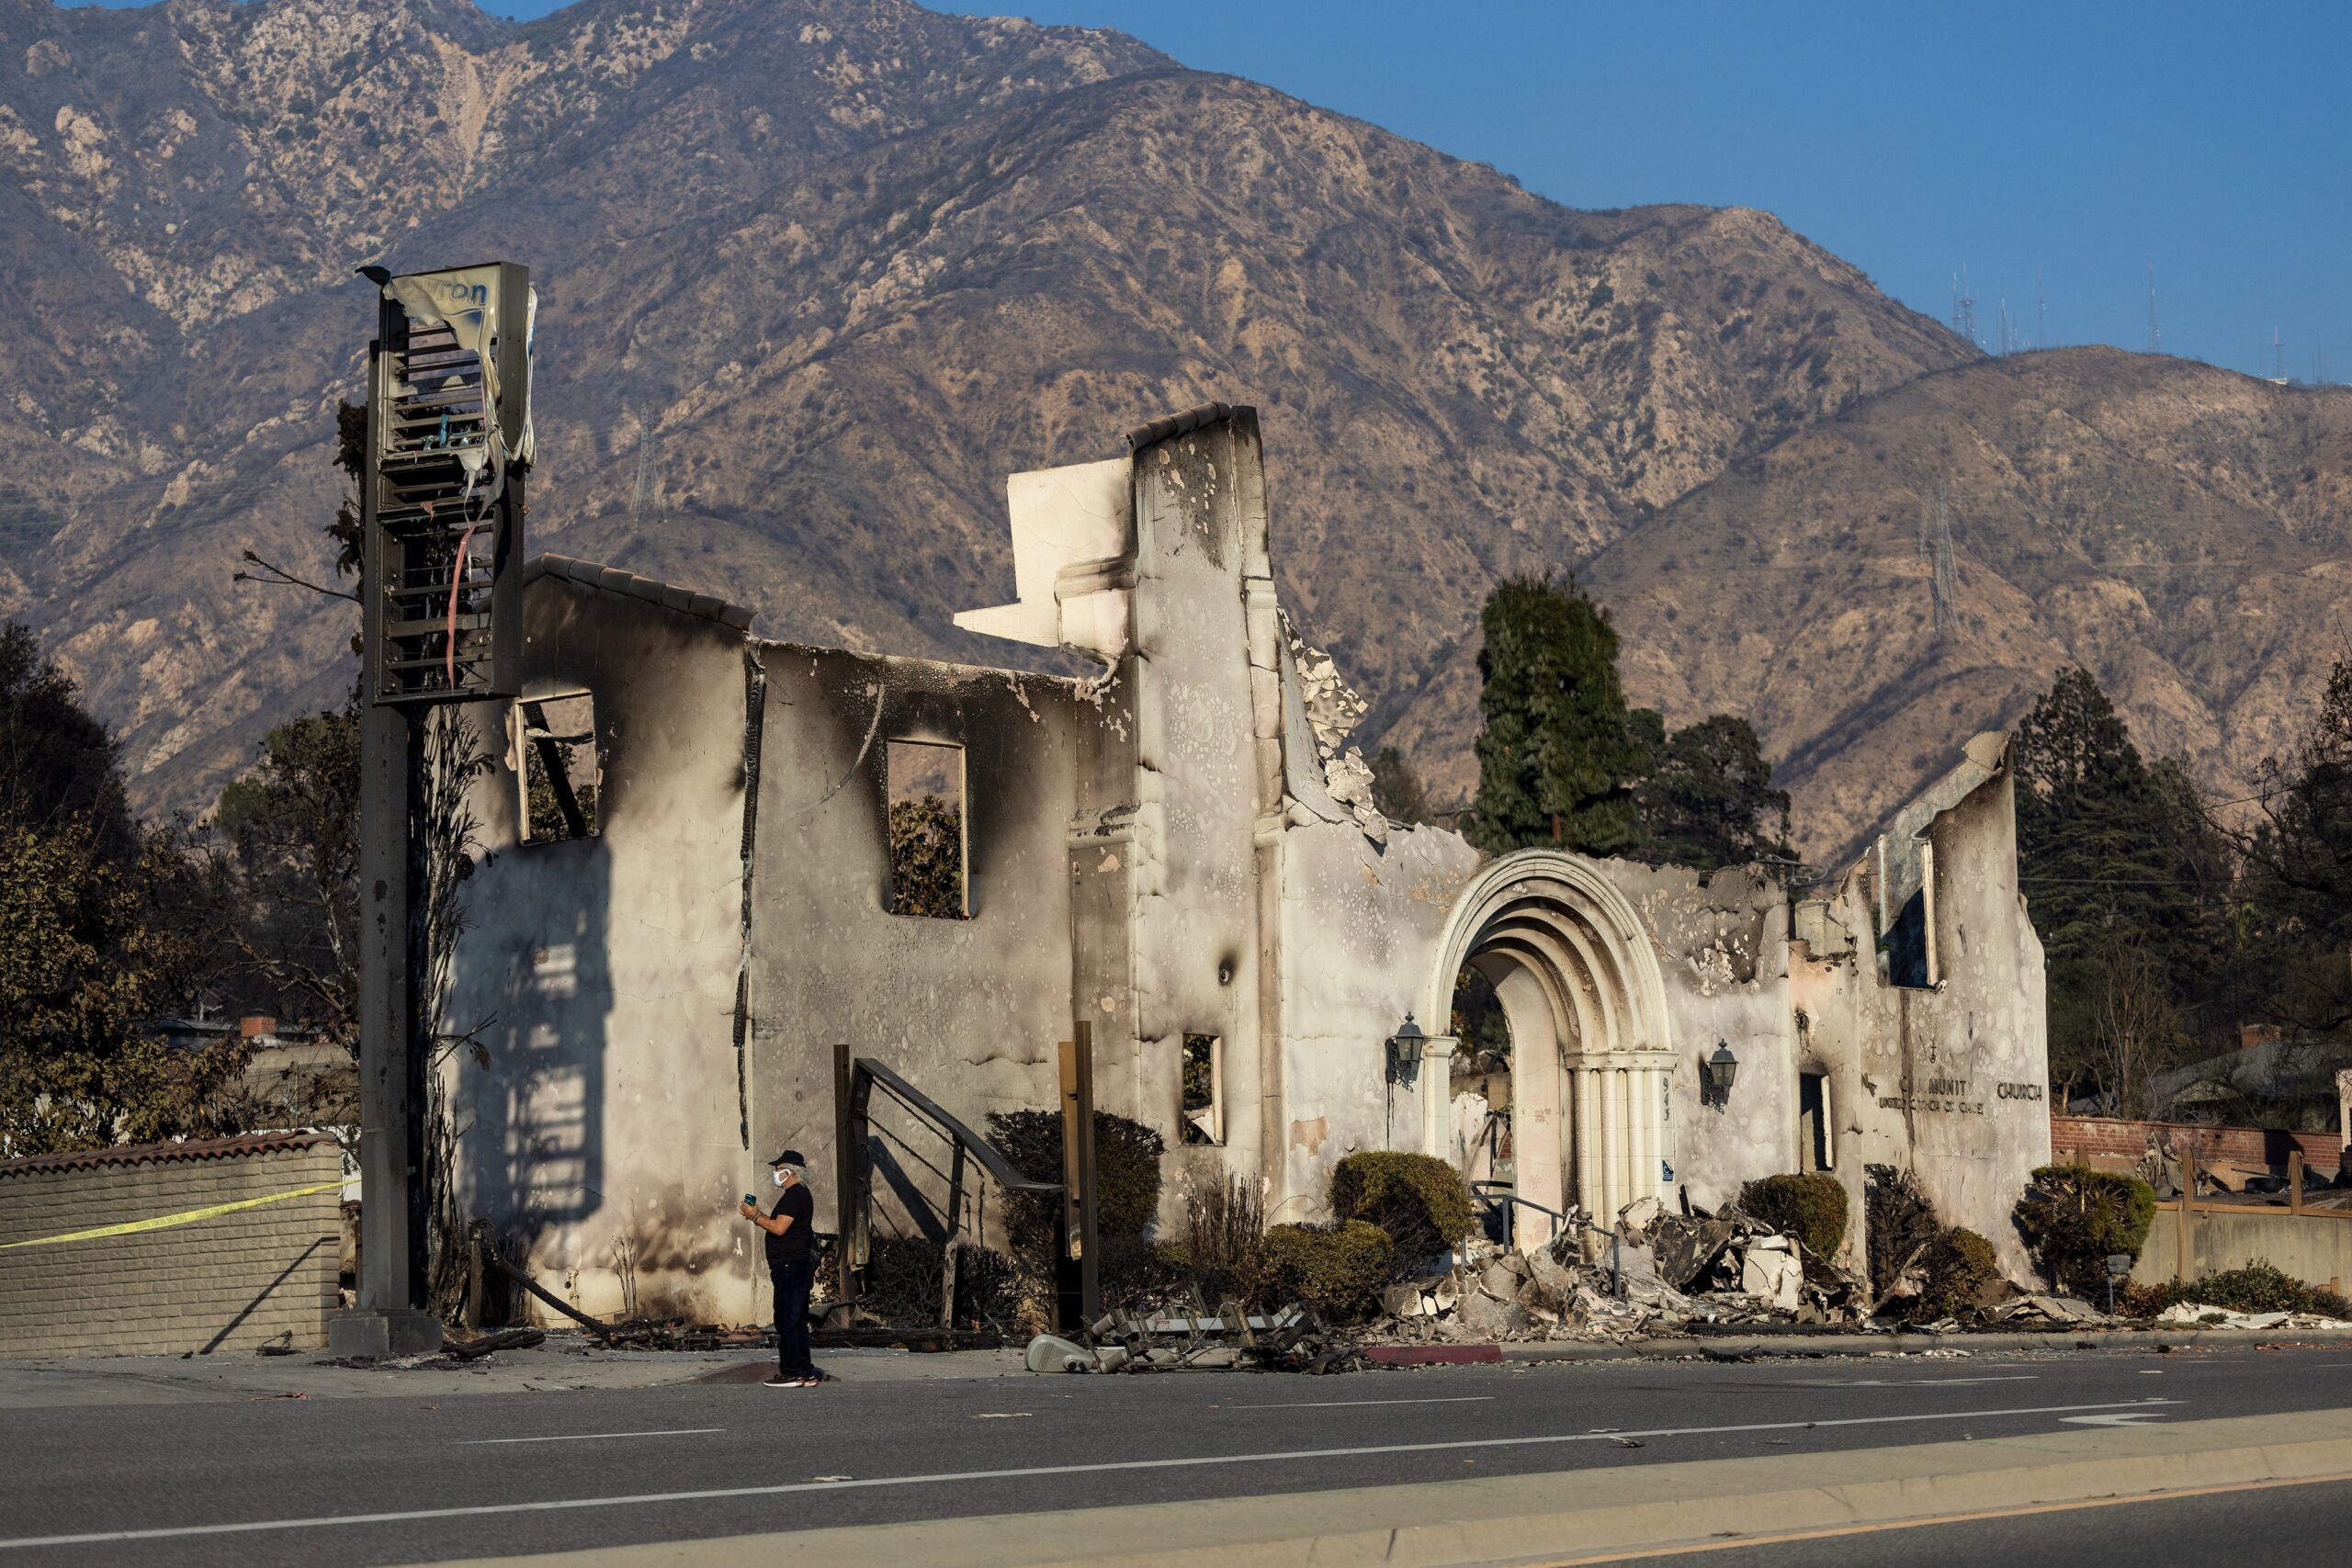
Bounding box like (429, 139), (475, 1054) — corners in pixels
(363, 262), (533, 707)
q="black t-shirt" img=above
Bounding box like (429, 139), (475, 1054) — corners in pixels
(765, 1180), (814, 1267)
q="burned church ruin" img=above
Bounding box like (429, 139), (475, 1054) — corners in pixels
(437, 403), (2051, 1325)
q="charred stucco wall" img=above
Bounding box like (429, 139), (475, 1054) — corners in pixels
(444, 575), (754, 1324)
(1108, 413), (1283, 1216)
(1603, 863), (1797, 1233)
(1790, 743), (2051, 1279)
(432, 409), (2054, 1318)
(743, 643), (1113, 1259)
(1270, 823), (1481, 1222)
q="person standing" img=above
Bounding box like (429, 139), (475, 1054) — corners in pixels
(740, 1148), (821, 1387)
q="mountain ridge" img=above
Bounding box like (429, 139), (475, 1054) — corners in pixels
(1, 0), (1978, 828)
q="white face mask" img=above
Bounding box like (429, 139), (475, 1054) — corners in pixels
(772, 1169), (789, 1188)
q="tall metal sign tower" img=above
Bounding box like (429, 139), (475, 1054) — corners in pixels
(333, 263), (533, 1359)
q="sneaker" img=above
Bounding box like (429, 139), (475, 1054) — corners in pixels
(763, 1374), (803, 1388)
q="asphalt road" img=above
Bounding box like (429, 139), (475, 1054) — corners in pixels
(3, 1346), (2349, 1566)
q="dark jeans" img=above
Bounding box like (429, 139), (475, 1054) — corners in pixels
(771, 1257), (817, 1379)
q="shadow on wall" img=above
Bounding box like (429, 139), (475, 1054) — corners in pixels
(454, 824), (614, 1272)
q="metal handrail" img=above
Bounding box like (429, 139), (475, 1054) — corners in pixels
(857, 1056), (1060, 1195)
(1469, 1180), (1568, 1249)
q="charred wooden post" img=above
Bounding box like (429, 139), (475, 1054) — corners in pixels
(832, 1043), (859, 1318)
(940, 1140), (967, 1330)
(1071, 1021), (1101, 1325)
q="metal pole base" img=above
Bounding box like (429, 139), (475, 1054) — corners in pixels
(328, 1309), (444, 1359)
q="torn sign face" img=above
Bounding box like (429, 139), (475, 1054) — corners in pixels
(383, 262), (537, 470)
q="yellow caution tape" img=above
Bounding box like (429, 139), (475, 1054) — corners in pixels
(0, 1180), (347, 1250)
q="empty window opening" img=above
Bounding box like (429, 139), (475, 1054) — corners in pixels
(887, 739), (967, 919)
(516, 693), (602, 844)
(1798, 1070), (1834, 1173)
(1883, 889), (1930, 988)
(1182, 1033), (1224, 1145)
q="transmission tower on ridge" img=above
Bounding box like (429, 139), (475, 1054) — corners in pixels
(1951, 266), (1977, 347)
(1921, 484), (1958, 636)
(1934, 485), (1958, 634)
(2146, 255), (2161, 354)
(2037, 270), (2048, 349)
(631, 418), (660, 528)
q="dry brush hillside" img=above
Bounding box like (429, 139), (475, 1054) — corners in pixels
(0, 0), (1967, 817)
(1376, 346), (2352, 863)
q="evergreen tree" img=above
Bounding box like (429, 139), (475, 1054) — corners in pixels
(2012, 667), (2225, 1101)
(0, 623), (135, 859)
(2232, 655), (2352, 1044)
(1636, 714), (1795, 871)
(1467, 577), (1648, 856)
(200, 704), (365, 1058)
(0, 623), (238, 1155)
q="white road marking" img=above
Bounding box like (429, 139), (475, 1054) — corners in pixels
(1228, 1396), (1498, 1411)
(2062, 1412), (2170, 1427)
(1811, 1376), (2041, 1387)
(456, 1428), (727, 1446)
(0, 1399), (2177, 1551)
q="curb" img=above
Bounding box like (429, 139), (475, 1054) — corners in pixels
(1482, 1324), (2352, 1361)
(1363, 1345), (1502, 1366)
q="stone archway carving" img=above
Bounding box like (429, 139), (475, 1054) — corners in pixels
(1422, 851), (1676, 1229)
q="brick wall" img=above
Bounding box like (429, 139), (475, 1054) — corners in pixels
(2050, 1115), (2346, 1176)
(0, 1134), (345, 1358)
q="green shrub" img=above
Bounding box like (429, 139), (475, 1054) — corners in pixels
(1330, 1151), (1476, 1273)
(1738, 1173), (1849, 1263)
(1910, 1227), (1999, 1324)
(1262, 1221), (1393, 1321)
(2127, 1260), (2351, 1322)
(2012, 1165), (2155, 1298)
(988, 1108), (1165, 1270)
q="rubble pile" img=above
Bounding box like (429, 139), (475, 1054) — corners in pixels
(2152, 1303), (2352, 1332)
(1363, 1195), (1871, 1346)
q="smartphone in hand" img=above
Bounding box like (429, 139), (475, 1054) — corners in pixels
(742, 1193), (758, 1206)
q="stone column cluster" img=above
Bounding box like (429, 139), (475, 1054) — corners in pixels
(1569, 1055), (1670, 1230)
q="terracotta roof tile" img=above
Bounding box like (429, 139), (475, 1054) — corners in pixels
(0, 1130), (335, 1179)
(526, 554), (757, 631)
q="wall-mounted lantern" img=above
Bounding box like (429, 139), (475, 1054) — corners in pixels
(1385, 1013), (1428, 1088)
(1702, 1040), (1739, 1109)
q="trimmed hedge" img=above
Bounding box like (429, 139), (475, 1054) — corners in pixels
(1330, 1151), (1476, 1274)
(1911, 1227), (1999, 1324)
(2012, 1165), (2154, 1298)
(1738, 1173), (1849, 1264)
(1262, 1221), (1393, 1321)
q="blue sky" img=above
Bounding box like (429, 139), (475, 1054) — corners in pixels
(85, 1), (2350, 378)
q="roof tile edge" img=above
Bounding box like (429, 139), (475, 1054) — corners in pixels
(526, 553), (757, 631)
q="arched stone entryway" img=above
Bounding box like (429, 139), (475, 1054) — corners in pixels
(1422, 851), (1676, 1232)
